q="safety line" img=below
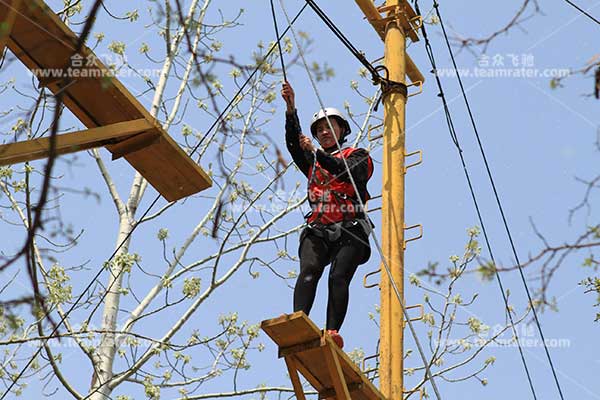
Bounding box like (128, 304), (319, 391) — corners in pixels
(303, 0), (381, 82)
(433, 1), (566, 398)
(563, 0), (600, 25)
(415, 1), (540, 397)
(269, 0), (287, 81)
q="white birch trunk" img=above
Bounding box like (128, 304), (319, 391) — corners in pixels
(89, 1), (211, 397)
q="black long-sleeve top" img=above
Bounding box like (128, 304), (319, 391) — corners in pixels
(285, 109), (371, 202)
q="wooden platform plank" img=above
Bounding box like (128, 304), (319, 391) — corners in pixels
(0, 0), (212, 201)
(123, 135), (211, 202)
(261, 313), (322, 349)
(261, 312), (386, 400)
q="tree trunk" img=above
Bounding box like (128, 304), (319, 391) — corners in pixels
(89, 217), (133, 400)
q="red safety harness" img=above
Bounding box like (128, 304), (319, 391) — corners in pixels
(306, 147), (373, 225)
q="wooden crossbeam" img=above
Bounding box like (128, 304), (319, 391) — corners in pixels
(109, 130), (161, 161)
(0, 119), (153, 165)
(279, 338), (322, 358)
(354, 0), (424, 83)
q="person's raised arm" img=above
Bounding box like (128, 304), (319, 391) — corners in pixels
(282, 81), (311, 177)
(281, 81), (295, 114)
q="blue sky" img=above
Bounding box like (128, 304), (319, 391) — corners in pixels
(2, 0), (600, 399)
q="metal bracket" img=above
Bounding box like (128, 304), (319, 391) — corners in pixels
(404, 304), (424, 325)
(366, 193), (382, 214)
(361, 353), (380, 374)
(367, 122), (384, 142)
(404, 149), (423, 173)
(408, 15), (424, 35)
(407, 80), (423, 97)
(403, 223), (423, 250)
(363, 268), (380, 289)
(375, 3), (421, 43)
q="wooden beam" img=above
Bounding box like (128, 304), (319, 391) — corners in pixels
(279, 338), (322, 358)
(320, 382), (363, 399)
(262, 312), (388, 400)
(110, 131), (161, 160)
(284, 357), (307, 400)
(0, 0), (21, 52)
(406, 54), (424, 84)
(354, 0), (424, 83)
(355, 0), (385, 40)
(0, 118), (153, 165)
(322, 338), (351, 400)
(292, 356), (326, 391)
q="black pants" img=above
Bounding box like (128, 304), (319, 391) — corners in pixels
(293, 223), (370, 331)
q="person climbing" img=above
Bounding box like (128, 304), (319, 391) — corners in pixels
(281, 81), (374, 349)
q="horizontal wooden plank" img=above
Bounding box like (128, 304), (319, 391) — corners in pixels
(261, 312), (322, 349)
(120, 134), (211, 202)
(0, 119), (152, 166)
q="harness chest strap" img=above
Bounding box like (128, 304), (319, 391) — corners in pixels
(306, 147), (373, 225)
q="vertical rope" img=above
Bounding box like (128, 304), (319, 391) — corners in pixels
(432, 1), (564, 398)
(269, 0), (287, 82)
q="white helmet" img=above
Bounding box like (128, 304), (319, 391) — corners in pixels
(309, 107), (351, 141)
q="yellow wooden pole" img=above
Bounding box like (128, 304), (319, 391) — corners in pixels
(380, 1), (407, 399)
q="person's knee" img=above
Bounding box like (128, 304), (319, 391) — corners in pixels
(299, 262), (322, 284)
(299, 271), (317, 284)
(328, 268), (350, 288)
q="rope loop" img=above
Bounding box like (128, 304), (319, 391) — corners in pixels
(373, 65), (408, 112)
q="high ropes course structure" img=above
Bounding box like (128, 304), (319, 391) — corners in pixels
(3, 0), (595, 398)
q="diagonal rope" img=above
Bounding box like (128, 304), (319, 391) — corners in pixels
(303, 0), (380, 82)
(415, 1), (539, 398)
(562, 0), (600, 25)
(277, 1), (443, 398)
(1, 5), (310, 398)
(432, 1), (566, 399)
(269, 0), (287, 82)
